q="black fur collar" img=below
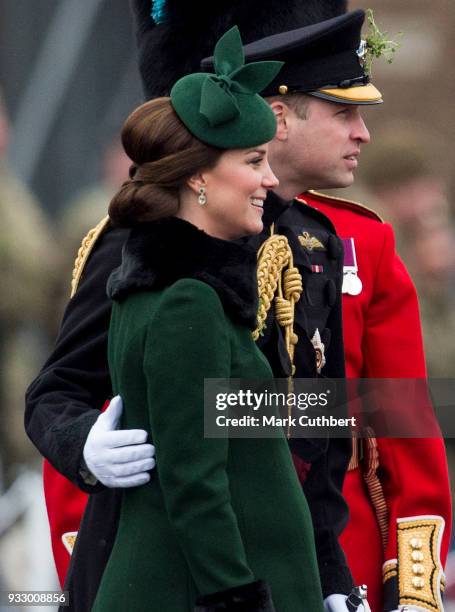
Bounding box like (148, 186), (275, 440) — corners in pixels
(107, 217), (259, 329)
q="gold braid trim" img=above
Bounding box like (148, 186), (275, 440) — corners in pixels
(70, 216), (110, 297)
(253, 231), (302, 375)
(396, 516), (445, 611)
(304, 190), (384, 222)
(254, 233), (290, 340)
(383, 559), (398, 583)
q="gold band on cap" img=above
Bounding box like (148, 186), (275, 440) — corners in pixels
(278, 85), (288, 95)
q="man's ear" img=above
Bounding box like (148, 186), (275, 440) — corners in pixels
(186, 172), (205, 195)
(269, 100), (291, 142)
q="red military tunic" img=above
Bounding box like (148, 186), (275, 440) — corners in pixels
(301, 190), (451, 612)
(43, 460), (87, 586)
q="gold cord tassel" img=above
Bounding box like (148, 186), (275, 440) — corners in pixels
(253, 228), (303, 377)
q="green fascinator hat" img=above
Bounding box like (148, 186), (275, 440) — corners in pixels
(170, 26), (284, 149)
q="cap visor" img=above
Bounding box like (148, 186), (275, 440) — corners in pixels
(312, 83), (383, 105)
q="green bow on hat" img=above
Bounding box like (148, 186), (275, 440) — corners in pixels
(171, 26), (284, 149)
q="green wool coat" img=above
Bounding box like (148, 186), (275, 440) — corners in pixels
(93, 220), (324, 612)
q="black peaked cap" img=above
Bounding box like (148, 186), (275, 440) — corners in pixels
(201, 10), (383, 104)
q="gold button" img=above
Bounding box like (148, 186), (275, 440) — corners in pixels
(412, 563), (425, 575)
(412, 577), (425, 589)
(278, 85), (288, 95)
(411, 551), (424, 561)
(410, 538), (423, 549)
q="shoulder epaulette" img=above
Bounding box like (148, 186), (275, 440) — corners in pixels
(70, 216), (110, 298)
(299, 190), (383, 223)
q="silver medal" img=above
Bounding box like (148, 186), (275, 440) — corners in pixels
(342, 238), (362, 296)
(348, 273), (362, 296)
(342, 271), (363, 296)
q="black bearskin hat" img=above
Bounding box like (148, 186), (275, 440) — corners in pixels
(130, 0), (348, 99)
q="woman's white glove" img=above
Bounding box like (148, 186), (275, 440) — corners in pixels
(83, 395), (156, 487)
(324, 594), (371, 612)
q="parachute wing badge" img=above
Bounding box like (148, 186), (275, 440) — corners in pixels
(298, 231), (325, 252)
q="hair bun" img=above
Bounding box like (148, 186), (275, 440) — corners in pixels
(109, 181), (179, 228)
(108, 97), (222, 227)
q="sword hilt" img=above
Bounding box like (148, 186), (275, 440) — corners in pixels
(346, 585), (368, 612)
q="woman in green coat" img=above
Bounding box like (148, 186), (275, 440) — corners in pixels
(89, 27), (324, 612)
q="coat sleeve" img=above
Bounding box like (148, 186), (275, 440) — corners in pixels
(143, 279), (275, 611)
(301, 438), (354, 598)
(24, 226), (126, 491)
(363, 223), (451, 612)
(303, 226), (353, 598)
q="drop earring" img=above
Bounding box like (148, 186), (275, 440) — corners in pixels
(198, 185), (207, 206)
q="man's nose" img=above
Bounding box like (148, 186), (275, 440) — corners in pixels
(353, 115), (370, 144)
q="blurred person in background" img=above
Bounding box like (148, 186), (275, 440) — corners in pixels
(55, 138), (131, 315)
(360, 126), (451, 243)
(361, 127), (455, 377)
(410, 225), (455, 378)
(0, 89), (58, 482)
(58, 138), (131, 273)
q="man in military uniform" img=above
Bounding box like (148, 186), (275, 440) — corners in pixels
(25, 4), (365, 612)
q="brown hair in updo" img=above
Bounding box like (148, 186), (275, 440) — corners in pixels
(109, 97), (223, 227)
